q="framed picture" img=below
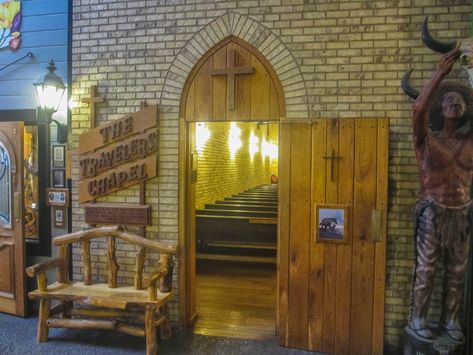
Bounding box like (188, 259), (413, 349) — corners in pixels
(52, 145), (65, 168)
(315, 204), (349, 243)
(52, 169), (65, 188)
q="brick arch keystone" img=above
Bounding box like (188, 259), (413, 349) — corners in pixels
(160, 11), (309, 119)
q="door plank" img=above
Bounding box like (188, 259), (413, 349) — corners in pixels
(308, 120), (327, 351)
(335, 118), (355, 355)
(372, 118), (389, 354)
(277, 123), (291, 346)
(287, 124), (311, 349)
(350, 119), (378, 355)
(235, 46), (251, 121)
(212, 46), (227, 120)
(250, 56), (270, 120)
(195, 58), (213, 121)
(322, 119), (339, 354)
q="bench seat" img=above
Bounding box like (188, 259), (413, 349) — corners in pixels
(29, 282), (174, 310)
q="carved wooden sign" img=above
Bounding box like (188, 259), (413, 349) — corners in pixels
(84, 203), (151, 225)
(78, 105), (158, 203)
(79, 105), (157, 155)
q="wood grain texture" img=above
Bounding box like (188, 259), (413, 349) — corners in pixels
(78, 105), (157, 155)
(287, 124), (311, 349)
(82, 240), (92, 285)
(195, 58), (212, 121)
(322, 119), (339, 354)
(185, 40), (279, 122)
(334, 118), (355, 355)
(277, 123), (291, 346)
(372, 118), (389, 354)
(107, 237), (119, 288)
(212, 46), (227, 119)
(350, 119), (377, 355)
(309, 120), (326, 351)
(194, 261), (276, 340)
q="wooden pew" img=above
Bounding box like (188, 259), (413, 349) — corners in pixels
(196, 215), (277, 248)
(196, 209), (277, 218)
(218, 198), (277, 205)
(204, 203), (277, 212)
(196, 185), (279, 262)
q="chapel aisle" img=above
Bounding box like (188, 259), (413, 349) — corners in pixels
(194, 260), (276, 340)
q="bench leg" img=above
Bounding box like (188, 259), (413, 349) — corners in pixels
(145, 305), (157, 355)
(160, 304), (172, 340)
(38, 299), (51, 342)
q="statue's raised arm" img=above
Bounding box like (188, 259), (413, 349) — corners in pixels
(412, 49), (461, 147)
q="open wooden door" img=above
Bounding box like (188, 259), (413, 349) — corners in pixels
(278, 118), (388, 354)
(0, 122), (26, 316)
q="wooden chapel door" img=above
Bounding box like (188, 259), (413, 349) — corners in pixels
(278, 118), (388, 354)
(0, 122), (26, 316)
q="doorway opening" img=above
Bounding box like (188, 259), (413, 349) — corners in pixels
(190, 120), (279, 339)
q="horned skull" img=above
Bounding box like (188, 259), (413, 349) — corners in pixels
(422, 16), (473, 87)
(402, 16), (473, 99)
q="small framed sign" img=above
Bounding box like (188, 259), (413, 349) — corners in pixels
(46, 188), (69, 207)
(52, 145), (65, 168)
(315, 204), (349, 243)
(52, 169), (65, 188)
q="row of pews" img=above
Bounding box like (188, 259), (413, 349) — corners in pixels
(196, 184), (278, 263)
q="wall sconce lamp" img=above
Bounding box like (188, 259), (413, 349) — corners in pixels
(33, 60), (67, 143)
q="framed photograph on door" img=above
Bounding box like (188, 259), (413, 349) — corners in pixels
(315, 204), (349, 243)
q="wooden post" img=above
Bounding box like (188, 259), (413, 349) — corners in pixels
(38, 299), (51, 342)
(82, 240), (92, 285)
(107, 237), (119, 288)
(145, 304), (157, 355)
(57, 245), (69, 283)
(134, 247), (146, 290)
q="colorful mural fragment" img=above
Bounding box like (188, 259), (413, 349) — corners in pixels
(0, 0), (21, 50)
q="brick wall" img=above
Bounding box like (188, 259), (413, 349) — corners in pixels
(194, 122), (278, 208)
(70, 1), (471, 352)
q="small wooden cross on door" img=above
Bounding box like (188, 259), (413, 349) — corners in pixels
(323, 148), (343, 182)
(81, 85), (104, 129)
(210, 48), (254, 111)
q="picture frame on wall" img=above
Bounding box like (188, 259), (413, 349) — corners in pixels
(315, 204), (349, 243)
(52, 145), (65, 168)
(52, 169), (65, 188)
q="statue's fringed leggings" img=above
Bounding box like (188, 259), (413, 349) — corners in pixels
(409, 199), (472, 332)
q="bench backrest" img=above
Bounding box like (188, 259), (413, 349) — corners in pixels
(53, 226), (178, 291)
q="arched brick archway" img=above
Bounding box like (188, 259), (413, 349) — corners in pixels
(160, 11), (309, 119)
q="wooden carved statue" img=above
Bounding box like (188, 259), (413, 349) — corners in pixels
(402, 27), (473, 342)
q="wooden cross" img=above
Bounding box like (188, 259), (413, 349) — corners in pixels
(323, 149), (343, 182)
(210, 48), (254, 110)
(81, 85), (104, 129)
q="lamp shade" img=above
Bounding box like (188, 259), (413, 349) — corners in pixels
(33, 60), (66, 112)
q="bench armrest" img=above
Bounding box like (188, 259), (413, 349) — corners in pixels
(26, 258), (64, 292)
(144, 268), (168, 301)
(26, 258), (63, 278)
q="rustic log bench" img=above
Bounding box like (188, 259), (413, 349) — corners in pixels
(26, 226), (177, 355)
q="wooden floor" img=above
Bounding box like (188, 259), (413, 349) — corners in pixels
(194, 260), (277, 340)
